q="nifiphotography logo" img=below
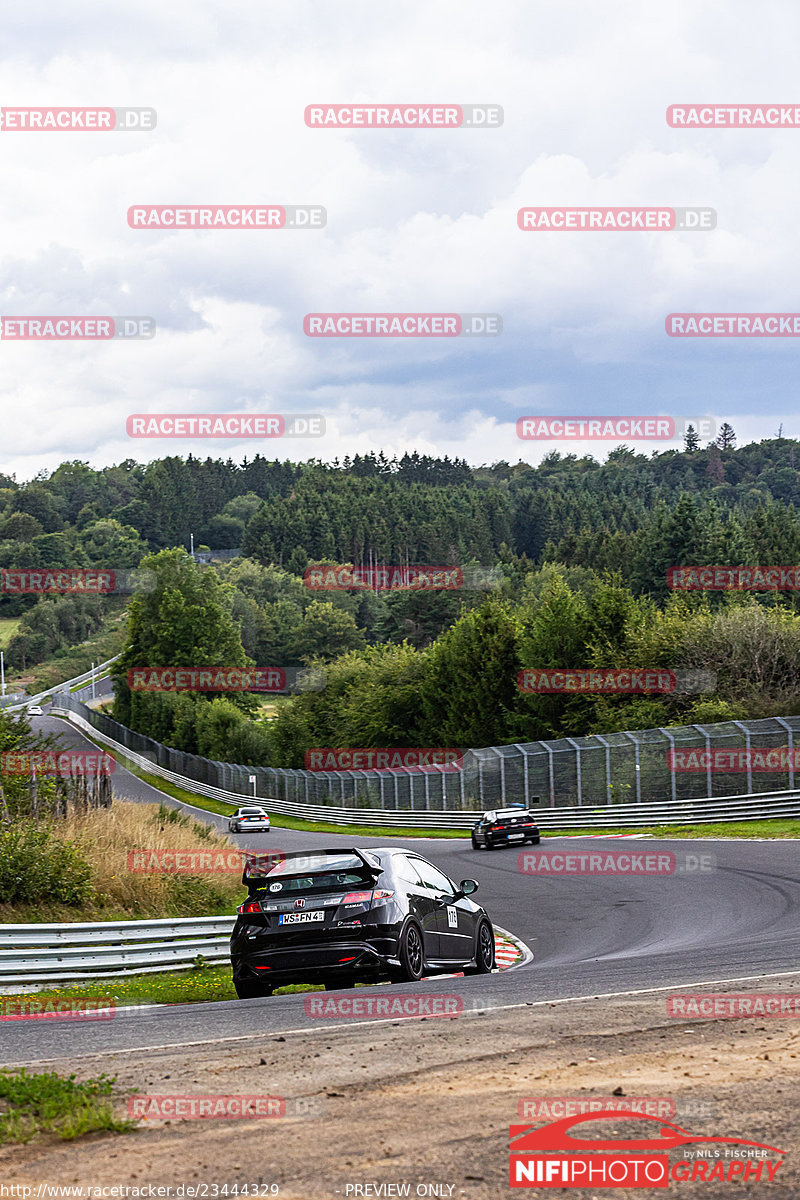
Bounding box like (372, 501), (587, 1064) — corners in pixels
(509, 1111), (786, 1188)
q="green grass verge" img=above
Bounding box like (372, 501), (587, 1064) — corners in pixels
(0, 1068), (134, 1143)
(2, 964), (318, 1008)
(546, 818), (800, 839)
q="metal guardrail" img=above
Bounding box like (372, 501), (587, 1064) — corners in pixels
(4, 655), (120, 714)
(52, 705), (800, 830)
(0, 916), (235, 984)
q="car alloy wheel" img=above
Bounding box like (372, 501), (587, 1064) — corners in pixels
(395, 920), (424, 981)
(465, 920), (495, 974)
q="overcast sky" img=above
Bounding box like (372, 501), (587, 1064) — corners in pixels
(1, 0), (799, 480)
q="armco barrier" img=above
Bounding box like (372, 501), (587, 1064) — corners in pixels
(0, 917), (234, 984)
(51, 702), (800, 830)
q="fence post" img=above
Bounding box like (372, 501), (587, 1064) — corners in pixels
(774, 718), (795, 789)
(731, 721), (753, 795)
(625, 733), (642, 805)
(594, 734), (612, 805)
(691, 724), (713, 797)
(512, 745), (530, 807)
(660, 729), (677, 804)
(544, 743), (555, 807)
(564, 738), (582, 805)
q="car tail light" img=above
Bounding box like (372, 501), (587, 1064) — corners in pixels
(371, 889), (394, 903)
(342, 891), (372, 904)
(239, 898), (262, 914)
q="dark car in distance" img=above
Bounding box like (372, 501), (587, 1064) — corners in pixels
(471, 807), (540, 850)
(230, 847), (495, 998)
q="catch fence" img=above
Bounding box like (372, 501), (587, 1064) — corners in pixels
(51, 694), (800, 815)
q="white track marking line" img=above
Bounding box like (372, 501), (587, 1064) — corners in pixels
(11, 967), (800, 1067)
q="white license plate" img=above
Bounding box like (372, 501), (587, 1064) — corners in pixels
(508, 832), (525, 840)
(278, 911), (325, 925)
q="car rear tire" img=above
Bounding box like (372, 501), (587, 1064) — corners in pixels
(464, 920), (495, 975)
(391, 920), (425, 982)
(233, 978), (273, 999)
(471, 833), (479, 850)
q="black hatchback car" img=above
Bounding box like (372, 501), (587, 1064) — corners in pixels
(230, 847), (495, 998)
(471, 807), (541, 850)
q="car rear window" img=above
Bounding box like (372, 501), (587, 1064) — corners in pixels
(245, 851), (380, 890)
(256, 869), (374, 893)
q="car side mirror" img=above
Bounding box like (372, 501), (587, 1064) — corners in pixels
(459, 879), (479, 896)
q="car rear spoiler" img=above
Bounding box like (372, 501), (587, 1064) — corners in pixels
(241, 847), (382, 887)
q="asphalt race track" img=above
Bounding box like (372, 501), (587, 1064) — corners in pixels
(5, 711), (800, 1066)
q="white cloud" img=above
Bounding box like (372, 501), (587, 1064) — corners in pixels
(2, 0), (800, 477)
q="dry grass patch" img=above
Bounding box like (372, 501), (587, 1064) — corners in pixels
(0, 801), (247, 921)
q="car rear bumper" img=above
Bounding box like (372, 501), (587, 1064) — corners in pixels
(487, 831), (540, 846)
(232, 939), (396, 984)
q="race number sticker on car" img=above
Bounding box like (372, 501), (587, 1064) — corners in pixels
(278, 911), (325, 925)
(269, 883), (283, 892)
(447, 906), (458, 928)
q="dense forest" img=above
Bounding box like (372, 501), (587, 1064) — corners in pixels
(5, 433), (800, 762)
